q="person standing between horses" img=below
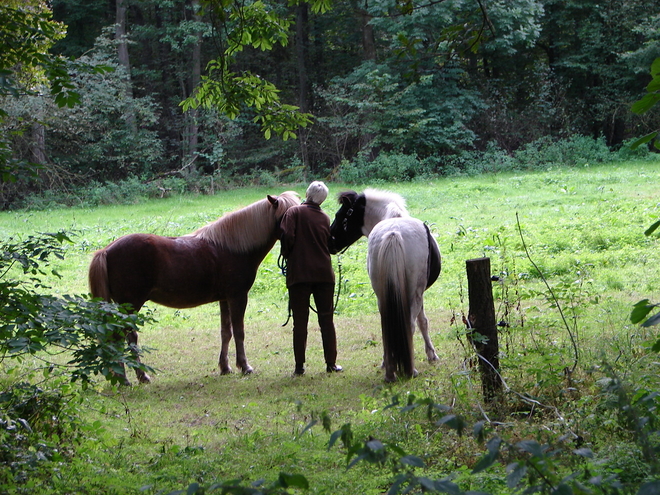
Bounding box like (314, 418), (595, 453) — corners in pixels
(279, 181), (342, 376)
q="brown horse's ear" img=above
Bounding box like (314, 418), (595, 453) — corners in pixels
(267, 195), (278, 205)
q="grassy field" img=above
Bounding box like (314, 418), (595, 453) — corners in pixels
(2, 159), (660, 493)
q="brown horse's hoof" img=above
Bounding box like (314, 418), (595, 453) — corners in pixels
(241, 365), (254, 375)
(137, 372), (152, 384)
(220, 366), (233, 375)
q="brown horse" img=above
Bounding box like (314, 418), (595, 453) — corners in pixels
(88, 191), (300, 384)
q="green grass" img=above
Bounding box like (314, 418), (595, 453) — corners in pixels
(2, 160), (660, 493)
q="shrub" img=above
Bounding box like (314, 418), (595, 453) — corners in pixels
(0, 380), (82, 489)
(513, 135), (614, 168)
(339, 152), (430, 183)
(439, 142), (519, 176)
(0, 232), (152, 383)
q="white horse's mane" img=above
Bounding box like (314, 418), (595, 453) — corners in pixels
(363, 188), (409, 235)
(191, 191), (299, 252)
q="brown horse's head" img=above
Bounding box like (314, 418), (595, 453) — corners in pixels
(268, 191), (300, 220)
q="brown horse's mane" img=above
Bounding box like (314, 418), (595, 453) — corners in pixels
(191, 191), (299, 253)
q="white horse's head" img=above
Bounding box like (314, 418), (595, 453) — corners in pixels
(330, 189), (409, 252)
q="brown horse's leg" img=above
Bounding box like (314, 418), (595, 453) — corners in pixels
(228, 295), (253, 374)
(126, 328), (151, 384)
(218, 300), (233, 374)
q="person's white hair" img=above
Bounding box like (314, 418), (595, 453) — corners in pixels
(306, 181), (328, 205)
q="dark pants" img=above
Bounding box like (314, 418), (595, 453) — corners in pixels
(288, 282), (337, 367)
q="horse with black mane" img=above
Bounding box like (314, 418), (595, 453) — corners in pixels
(88, 191), (300, 384)
(330, 189), (441, 382)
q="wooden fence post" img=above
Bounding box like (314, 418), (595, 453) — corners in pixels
(466, 257), (503, 401)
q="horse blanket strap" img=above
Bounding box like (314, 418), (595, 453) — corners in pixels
(424, 222), (441, 289)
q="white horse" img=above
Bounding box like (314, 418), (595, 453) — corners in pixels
(329, 189), (441, 382)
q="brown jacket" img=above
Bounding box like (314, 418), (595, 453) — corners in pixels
(279, 203), (335, 287)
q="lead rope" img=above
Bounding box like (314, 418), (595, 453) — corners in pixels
(278, 253), (293, 327)
(280, 250), (346, 327)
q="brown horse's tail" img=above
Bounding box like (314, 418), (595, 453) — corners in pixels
(89, 249), (112, 301)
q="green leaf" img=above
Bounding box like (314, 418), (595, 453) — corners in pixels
(278, 472), (309, 489)
(517, 439), (544, 458)
(366, 439), (384, 452)
(631, 93), (660, 114)
(647, 77), (660, 93)
(651, 57), (660, 77)
(641, 311), (660, 327)
(638, 481), (660, 495)
(472, 437), (501, 473)
(299, 418), (317, 436)
(473, 420), (487, 443)
(400, 455), (425, 468)
(506, 462), (527, 489)
(630, 132), (658, 150)
(573, 448), (593, 458)
(645, 219), (660, 236)
(553, 483), (574, 495)
(432, 479), (461, 494)
(328, 429), (342, 450)
(631, 299), (655, 324)
(436, 414), (466, 435)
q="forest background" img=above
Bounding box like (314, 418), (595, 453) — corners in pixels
(1, 0), (660, 210)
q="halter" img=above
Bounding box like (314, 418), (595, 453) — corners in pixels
(342, 206), (354, 232)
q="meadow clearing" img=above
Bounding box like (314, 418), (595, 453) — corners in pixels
(2, 159), (660, 493)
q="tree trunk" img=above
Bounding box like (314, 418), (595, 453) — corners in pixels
(116, 0), (131, 76)
(295, 3), (310, 174)
(186, 0), (202, 175)
(115, 0), (136, 131)
(359, 2), (376, 61)
(31, 122), (47, 166)
(465, 257), (503, 402)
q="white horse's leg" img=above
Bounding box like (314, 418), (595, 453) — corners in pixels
(218, 300), (233, 374)
(417, 301), (439, 362)
(380, 328), (396, 382)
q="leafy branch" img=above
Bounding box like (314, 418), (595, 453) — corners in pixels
(516, 212), (580, 373)
(0, 232), (153, 386)
(630, 57), (660, 151)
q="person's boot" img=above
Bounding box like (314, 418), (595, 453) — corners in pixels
(294, 364), (305, 376)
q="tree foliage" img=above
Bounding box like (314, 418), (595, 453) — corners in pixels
(0, 0), (658, 199)
(0, 232), (153, 385)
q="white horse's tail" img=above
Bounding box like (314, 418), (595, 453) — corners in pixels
(371, 230), (414, 379)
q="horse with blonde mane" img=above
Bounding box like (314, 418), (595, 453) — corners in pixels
(329, 189), (441, 382)
(88, 191), (300, 384)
